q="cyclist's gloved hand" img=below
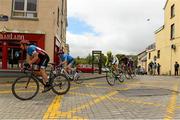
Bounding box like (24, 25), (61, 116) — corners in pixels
(24, 63), (30, 68)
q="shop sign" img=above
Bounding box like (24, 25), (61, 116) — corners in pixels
(0, 33), (24, 40)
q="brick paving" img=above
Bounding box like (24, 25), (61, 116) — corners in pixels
(0, 74), (180, 119)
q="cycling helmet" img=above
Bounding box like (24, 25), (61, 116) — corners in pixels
(107, 51), (112, 55)
(20, 40), (30, 45)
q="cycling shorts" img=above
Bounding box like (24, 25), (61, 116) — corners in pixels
(37, 54), (50, 69)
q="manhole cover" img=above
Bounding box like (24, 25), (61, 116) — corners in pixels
(118, 87), (179, 97)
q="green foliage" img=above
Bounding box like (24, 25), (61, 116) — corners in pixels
(74, 52), (138, 67)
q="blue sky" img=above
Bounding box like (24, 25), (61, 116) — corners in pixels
(67, 17), (99, 36)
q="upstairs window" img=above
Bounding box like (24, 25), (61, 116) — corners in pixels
(61, 0), (64, 15)
(170, 24), (175, 40)
(149, 53), (151, 59)
(12, 0), (37, 18)
(171, 4), (175, 18)
(57, 7), (60, 26)
(157, 50), (160, 58)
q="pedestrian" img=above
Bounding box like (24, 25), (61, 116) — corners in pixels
(157, 63), (161, 75)
(174, 61), (179, 76)
(152, 62), (157, 75)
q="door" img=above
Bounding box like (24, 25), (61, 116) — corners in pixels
(7, 48), (21, 69)
(0, 47), (2, 69)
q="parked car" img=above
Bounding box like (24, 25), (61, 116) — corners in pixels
(137, 67), (147, 75)
(77, 67), (97, 73)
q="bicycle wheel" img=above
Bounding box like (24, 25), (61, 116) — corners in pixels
(51, 74), (70, 95)
(106, 71), (115, 86)
(118, 72), (126, 83)
(12, 75), (39, 100)
(74, 71), (83, 84)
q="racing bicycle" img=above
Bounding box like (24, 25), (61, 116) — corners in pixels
(105, 66), (126, 86)
(12, 63), (70, 100)
(55, 65), (83, 84)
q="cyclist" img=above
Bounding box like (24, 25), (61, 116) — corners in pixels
(58, 49), (75, 74)
(20, 40), (50, 93)
(127, 57), (134, 74)
(105, 51), (119, 74)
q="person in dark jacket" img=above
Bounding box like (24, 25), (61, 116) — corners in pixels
(174, 61), (179, 76)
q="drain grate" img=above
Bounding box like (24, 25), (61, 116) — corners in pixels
(118, 87), (179, 97)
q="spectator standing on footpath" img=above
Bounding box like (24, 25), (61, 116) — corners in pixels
(152, 62), (157, 75)
(157, 63), (161, 75)
(174, 61), (179, 76)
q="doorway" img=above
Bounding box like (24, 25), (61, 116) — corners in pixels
(0, 48), (2, 69)
(7, 47), (21, 69)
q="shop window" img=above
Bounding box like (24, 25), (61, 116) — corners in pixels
(170, 24), (175, 40)
(12, 0), (38, 18)
(171, 4), (175, 18)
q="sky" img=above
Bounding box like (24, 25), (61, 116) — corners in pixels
(67, 0), (167, 58)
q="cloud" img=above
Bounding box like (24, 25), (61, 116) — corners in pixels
(67, 0), (166, 57)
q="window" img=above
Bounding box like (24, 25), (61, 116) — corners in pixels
(171, 4), (175, 18)
(12, 0), (37, 18)
(170, 24), (175, 40)
(149, 53), (151, 59)
(57, 7), (60, 26)
(157, 50), (160, 58)
(61, 0), (64, 15)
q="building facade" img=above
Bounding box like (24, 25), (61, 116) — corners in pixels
(146, 0), (180, 75)
(155, 0), (180, 75)
(137, 50), (147, 71)
(0, 0), (68, 69)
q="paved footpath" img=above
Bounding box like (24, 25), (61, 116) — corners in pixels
(1, 74), (180, 119)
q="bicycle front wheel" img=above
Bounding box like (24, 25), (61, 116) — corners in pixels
(106, 71), (115, 86)
(51, 74), (70, 95)
(12, 76), (39, 100)
(118, 72), (126, 83)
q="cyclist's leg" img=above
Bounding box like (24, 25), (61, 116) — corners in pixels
(38, 56), (50, 84)
(67, 60), (74, 74)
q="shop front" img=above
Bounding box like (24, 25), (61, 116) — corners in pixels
(0, 32), (45, 69)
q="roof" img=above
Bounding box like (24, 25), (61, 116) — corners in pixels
(154, 25), (164, 34)
(137, 50), (146, 56)
(146, 43), (156, 51)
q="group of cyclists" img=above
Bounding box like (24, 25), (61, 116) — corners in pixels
(19, 40), (74, 93)
(19, 39), (135, 93)
(105, 51), (135, 78)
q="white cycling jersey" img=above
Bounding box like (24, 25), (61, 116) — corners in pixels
(112, 56), (119, 65)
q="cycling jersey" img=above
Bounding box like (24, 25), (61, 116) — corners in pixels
(27, 45), (48, 57)
(27, 45), (49, 68)
(112, 56), (119, 65)
(59, 54), (74, 64)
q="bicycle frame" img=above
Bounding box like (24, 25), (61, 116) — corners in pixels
(23, 64), (55, 86)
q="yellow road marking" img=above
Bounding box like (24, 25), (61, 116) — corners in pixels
(176, 106), (180, 109)
(43, 96), (63, 119)
(68, 91), (118, 114)
(43, 90), (118, 119)
(109, 97), (162, 107)
(164, 83), (179, 120)
(68, 91), (98, 97)
(0, 90), (42, 94)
